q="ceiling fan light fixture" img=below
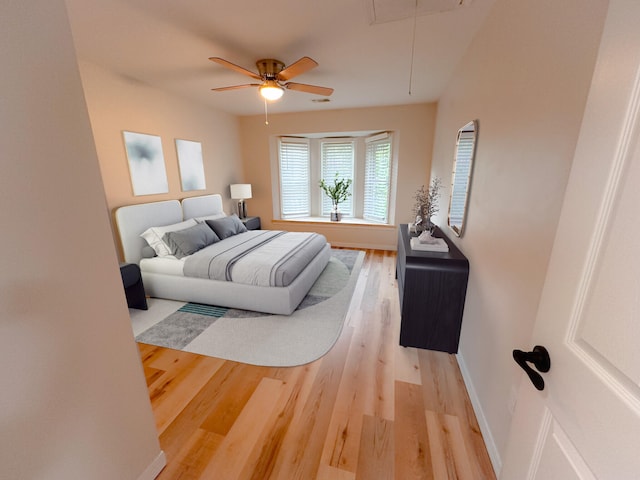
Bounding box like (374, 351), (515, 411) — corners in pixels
(259, 80), (284, 101)
(210, 56), (332, 103)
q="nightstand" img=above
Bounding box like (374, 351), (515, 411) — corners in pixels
(241, 216), (261, 230)
(119, 263), (148, 310)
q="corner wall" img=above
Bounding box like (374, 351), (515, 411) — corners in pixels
(1, 1), (163, 478)
(239, 103), (437, 249)
(429, 0), (609, 470)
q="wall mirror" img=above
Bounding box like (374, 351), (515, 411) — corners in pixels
(448, 120), (478, 237)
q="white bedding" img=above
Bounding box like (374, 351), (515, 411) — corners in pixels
(142, 230), (326, 288)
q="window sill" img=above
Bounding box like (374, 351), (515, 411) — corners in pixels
(273, 217), (395, 228)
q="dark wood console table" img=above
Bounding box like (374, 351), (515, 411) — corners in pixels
(396, 225), (469, 353)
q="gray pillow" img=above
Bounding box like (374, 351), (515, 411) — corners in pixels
(205, 214), (247, 239)
(163, 222), (219, 259)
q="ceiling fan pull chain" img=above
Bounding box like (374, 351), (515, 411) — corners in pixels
(264, 98), (269, 125)
(408, 0), (418, 95)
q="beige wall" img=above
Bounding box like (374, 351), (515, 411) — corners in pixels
(239, 104), (437, 250)
(78, 62), (245, 259)
(429, 0), (609, 471)
(1, 1), (163, 478)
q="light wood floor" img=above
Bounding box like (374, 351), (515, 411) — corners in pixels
(138, 249), (496, 480)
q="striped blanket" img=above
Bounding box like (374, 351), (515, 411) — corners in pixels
(183, 230), (327, 287)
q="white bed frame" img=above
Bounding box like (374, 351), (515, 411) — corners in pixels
(115, 194), (331, 315)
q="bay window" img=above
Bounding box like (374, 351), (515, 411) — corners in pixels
(276, 132), (395, 224)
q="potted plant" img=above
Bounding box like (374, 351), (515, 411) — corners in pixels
(319, 174), (352, 221)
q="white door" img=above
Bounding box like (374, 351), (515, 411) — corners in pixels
(501, 2), (640, 479)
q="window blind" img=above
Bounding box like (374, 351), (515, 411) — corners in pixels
(279, 139), (310, 218)
(320, 141), (354, 216)
(363, 138), (391, 223)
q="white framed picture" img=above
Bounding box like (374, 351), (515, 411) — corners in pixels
(122, 131), (169, 196)
(175, 139), (206, 191)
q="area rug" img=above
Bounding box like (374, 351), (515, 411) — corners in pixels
(135, 249), (365, 367)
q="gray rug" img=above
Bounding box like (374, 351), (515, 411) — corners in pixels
(136, 249), (365, 367)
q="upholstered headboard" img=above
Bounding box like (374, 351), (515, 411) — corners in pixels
(115, 200), (183, 264)
(181, 194), (224, 219)
(115, 194), (226, 264)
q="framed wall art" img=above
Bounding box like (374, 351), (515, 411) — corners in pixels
(122, 131), (169, 196)
(175, 139), (206, 191)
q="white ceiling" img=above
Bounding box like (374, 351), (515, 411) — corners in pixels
(64, 0), (495, 116)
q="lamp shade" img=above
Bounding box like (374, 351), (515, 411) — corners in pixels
(259, 80), (284, 101)
(230, 183), (252, 200)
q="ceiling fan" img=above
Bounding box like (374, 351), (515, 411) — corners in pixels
(209, 56), (334, 101)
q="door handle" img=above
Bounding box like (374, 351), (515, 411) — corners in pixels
(512, 345), (551, 391)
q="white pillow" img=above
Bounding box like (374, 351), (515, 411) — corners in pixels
(140, 218), (198, 257)
(194, 213), (227, 223)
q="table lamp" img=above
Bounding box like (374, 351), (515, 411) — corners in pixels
(230, 184), (252, 219)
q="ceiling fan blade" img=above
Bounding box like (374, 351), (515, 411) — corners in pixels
(285, 82), (333, 96)
(209, 57), (262, 80)
(211, 84), (261, 92)
(278, 57), (318, 81)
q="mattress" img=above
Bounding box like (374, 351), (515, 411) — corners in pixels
(140, 256), (185, 276)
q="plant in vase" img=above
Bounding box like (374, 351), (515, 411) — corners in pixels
(319, 174), (352, 221)
(413, 177), (442, 234)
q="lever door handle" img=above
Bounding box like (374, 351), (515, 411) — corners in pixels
(512, 345), (551, 391)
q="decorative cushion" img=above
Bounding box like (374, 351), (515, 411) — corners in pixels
(140, 218), (198, 257)
(205, 214), (247, 239)
(163, 223), (220, 259)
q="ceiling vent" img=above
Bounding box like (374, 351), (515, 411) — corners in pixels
(367, 0), (474, 24)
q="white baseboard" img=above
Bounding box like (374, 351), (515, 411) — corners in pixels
(456, 353), (502, 475)
(137, 450), (166, 480)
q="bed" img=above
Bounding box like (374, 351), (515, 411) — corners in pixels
(115, 194), (331, 315)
